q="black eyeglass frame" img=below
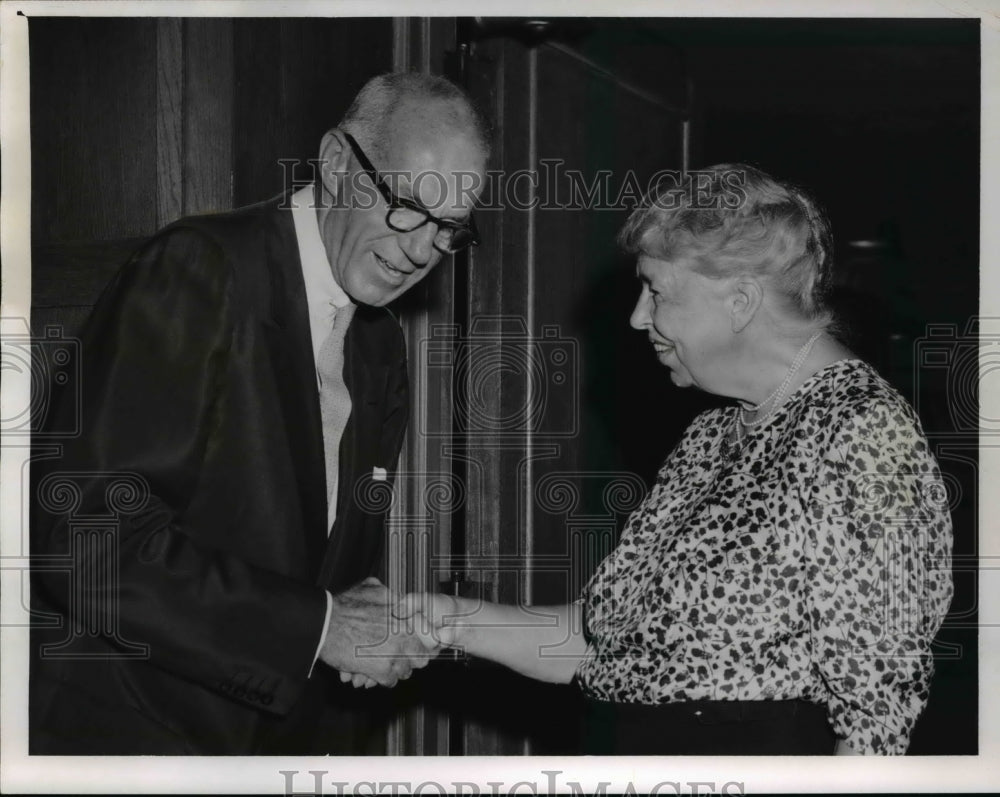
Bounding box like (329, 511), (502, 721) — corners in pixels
(343, 132), (480, 254)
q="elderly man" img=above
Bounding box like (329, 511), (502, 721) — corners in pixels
(30, 73), (488, 754)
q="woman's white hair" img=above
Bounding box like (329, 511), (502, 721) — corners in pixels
(619, 164), (836, 328)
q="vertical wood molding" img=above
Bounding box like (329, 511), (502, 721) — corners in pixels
(418, 8), (460, 747)
(418, 18), (432, 74)
(458, 38), (540, 756)
(522, 45), (538, 611)
(183, 19), (234, 215)
(682, 118), (692, 174)
(388, 16), (455, 757)
(387, 16), (414, 759)
(391, 18), (410, 72)
(155, 19), (184, 229)
(519, 45), (539, 758)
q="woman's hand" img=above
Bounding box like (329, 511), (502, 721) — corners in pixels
(393, 592), (465, 649)
(348, 596), (586, 687)
(337, 591), (462, 689)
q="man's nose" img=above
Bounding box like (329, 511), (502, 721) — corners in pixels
(630, 293), (651, 330)
(401, 223), (437, 266)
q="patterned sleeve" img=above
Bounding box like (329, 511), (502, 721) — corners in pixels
(805, 398), (953, 754)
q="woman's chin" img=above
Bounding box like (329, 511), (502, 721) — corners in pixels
(667, 369), (694, 388)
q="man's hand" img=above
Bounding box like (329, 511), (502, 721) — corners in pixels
(319, 577), (438, 687)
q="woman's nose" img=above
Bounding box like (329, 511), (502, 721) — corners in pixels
(630, 293), (651, 330)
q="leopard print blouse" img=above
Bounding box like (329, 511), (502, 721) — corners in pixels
(576, 359), (953, 754)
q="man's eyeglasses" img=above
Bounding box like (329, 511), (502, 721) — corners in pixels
(344, 132), (480, 255)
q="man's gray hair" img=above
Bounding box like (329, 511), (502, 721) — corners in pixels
(339, 72), (490, 166)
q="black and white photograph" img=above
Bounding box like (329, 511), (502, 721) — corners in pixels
(1, 1), (996, 792)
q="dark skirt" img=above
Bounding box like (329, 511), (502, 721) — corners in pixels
(582, 697), (838, 755)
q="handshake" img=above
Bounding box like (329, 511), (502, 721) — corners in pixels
(317, 577), (464, 689)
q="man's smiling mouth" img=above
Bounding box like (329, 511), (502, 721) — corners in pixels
(374, 253), (407, 280)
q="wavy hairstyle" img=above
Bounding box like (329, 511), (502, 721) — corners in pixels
(618, 164), (836, 327)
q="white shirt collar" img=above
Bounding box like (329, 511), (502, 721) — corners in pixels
(290, 184), (352, 368)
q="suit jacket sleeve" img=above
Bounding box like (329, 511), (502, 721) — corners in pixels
(32, 227), (328, 716)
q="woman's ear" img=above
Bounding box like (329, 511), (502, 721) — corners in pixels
(317, 129), (352, 203)
(730, 277), (763, 332)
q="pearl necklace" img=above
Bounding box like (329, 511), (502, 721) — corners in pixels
(731, 331), (823, 452)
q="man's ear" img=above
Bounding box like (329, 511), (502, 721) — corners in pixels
(731, 277), (763, 332)
(318, 128), (351, 202)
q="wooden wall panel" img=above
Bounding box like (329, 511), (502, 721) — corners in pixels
(155, 19), (184, 228)
(183, 19), (234, 216)
(457, 26), (688, 755)
(530, 44), (685, 607)
(30, 17), (395, 243)
(31, 16), (397, 350)
(455, 38), (539, 757)
(232, 18), (394, 206)
(387, 16), (462, 758)
(29, 18), (159, 244)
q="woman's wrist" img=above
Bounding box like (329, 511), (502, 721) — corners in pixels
(441, 594), (472, 650)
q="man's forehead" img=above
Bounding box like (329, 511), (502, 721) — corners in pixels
(383, 129), (485, 214)
(387, 126), (483, 169)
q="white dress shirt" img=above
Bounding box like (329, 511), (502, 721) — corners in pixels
(292, 184), (354, 384)
(290, 183), (349, 672)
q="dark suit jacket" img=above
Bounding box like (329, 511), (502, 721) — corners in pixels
(30, 196), (409, 754)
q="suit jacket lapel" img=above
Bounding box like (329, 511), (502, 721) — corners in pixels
(261, 201), (329, 574)
(318, 308), (390, 589)
(260, 199), (393, 591)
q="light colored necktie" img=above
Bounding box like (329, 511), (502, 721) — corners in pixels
(317, 302), (356, 530)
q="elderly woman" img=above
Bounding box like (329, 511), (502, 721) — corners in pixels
(388, 165), (953, 755)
